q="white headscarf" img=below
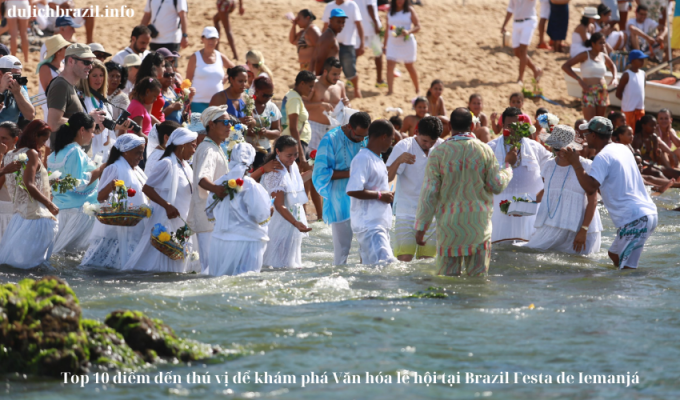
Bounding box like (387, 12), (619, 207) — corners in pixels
(146, 124), (160, 159)
(167, 127), (198, 147)
(209, 142), (257, 229)
(115, 134), (145, 153)
(200, 105), (229, 129)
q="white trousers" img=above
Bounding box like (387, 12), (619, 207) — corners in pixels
(331, 219), (353, 265)
(356, 227), (397, 265)
(197, 232), (212, 274)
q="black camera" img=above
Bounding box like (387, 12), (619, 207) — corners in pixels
(148, 24), (159, 39)
(12, 74), (27, 86)
(101, 109), (141, 134)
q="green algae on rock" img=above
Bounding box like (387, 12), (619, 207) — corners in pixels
(0, 277), (217, 377)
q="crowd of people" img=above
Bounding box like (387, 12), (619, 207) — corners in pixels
(0, 0), (672, 277)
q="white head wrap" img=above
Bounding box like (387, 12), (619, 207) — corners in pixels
(167, 127), (198, 147)
(200, 105), (229, 128)
(114, 134), (146, 153)
(209, 142), (258, 225)
(146, 124), (160, 159)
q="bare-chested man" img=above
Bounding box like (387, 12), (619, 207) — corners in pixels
(309, 9), (346, 76)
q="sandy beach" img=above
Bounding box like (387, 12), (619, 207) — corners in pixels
(17, 0), (602, 127)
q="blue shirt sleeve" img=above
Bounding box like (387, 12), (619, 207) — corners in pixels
(312, 134), (336, 200)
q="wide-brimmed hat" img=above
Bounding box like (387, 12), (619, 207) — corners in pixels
(88, 43), (111, 57)
(123, 53), (142, 67)
(583, 7), (600, 19)
(44, 34), (71, 59)
(64, 43), (96, 59)
(544, 124), (583, 150)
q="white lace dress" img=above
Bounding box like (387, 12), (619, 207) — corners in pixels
(0, 148), (58, 268)
(526, 158), (602, 255)
(261, 161), (309, 268)
(0, 183), (12, 239)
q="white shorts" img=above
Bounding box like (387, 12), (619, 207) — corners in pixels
(618, 1), (630, 12)
(539, 0), (551, 20)
(609, 214), (657, 269)
(607, 31), (626, 50)
(512, 18), (538, 48)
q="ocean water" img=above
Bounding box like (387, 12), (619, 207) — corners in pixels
(3, 191), (680, 399)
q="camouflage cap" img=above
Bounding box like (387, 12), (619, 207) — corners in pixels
(579, 116), (613, 136)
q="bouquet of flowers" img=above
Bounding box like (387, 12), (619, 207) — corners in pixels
(12, 152), (28, 194)
(308, 150), (317, 167)
(499, 199), (511, 214)
(173, 79), (192, 103)
(94, 180), (151, 226)
(537, 113), (559, 134)
(226, 124), (247, 159)
(150, 222), (198, 261)
(82, 201), (101, 216)
(502, 115), (535, 150)
(390, 25), (410, 41)
(205, 177), (245, 222)
(48, 171), (81, 194)
(109, 180), (138, 211)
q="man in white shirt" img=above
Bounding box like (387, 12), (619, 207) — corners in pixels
(39, 16), (77, 61)
(141, 0), (189, 53)
(563, 116), (658, 270)
(500, 0), (543, 86)
(386, 116), (443, 262)
(355, 0), (385, 87)
(111, 25), (151, 66)
(347, 119), (396, 265)
(627, 4), (667, 53)
(322, 0), (365, 99)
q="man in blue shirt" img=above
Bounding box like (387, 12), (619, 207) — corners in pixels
(312, 112), (370, 265)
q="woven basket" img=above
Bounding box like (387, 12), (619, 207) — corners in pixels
(95, 207), (147, 227)
(150, 235), (185, 260)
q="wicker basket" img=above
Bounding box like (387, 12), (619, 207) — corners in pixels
(150, 235), (185, 260)
(95, 206), (147, 226)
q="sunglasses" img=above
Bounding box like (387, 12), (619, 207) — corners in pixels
(215, 119), (234, 127)
(73, 57), (94, 66)
(163, 72), (176, 78)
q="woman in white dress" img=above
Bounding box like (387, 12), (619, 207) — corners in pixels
(527, 125), (602, 255)
(47, 113), (104, 254)
(384, 0), (421, 95)
(0, 120), (59, 268)
(81, 134), (148, 269)
(208, 143), (271, 276)
(123, 128), (200, 273)
(79, 60), (116, 161)
(37, 34), (68, 121)
(145, 121), (182, 174)
(262, 136), (312, 268)
(0, 122), (21, 238)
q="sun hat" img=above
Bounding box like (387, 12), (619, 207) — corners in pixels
(579, 116), (613, 136)
(544, 124), (583, 150)
(628, 49), (649, 63)
(56, 16), (82, 28)
(330, 8), (348, 19)
(202, 27), (219, 39)
(583, 7), (600, 19)
(0, 55), (22, 70)
(44, 34), (71, 59)
(88, 43), (111, 57)
(123, 53), (142, 67)
(64, 43), (96, 59)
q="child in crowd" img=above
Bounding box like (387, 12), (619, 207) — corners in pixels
(608, 111), (625, 129)
(615, 50), (647, 128)
(632, 115), (680, 179)
(574, 118), (596, 159)
(491, 92), (527, 134)
(469, 93), (492, 142)
(426, 79), (447, 117)
(127, 77), (162, 136)
(346, 119), (397, 265)
(401, 96), (429, 137)
(262, 136), (312, 268)
(389, 115), (403, 132)
(534, 107), (548, 142)
(386, 116), (443, 262)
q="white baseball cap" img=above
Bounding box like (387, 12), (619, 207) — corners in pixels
(0, 55), (22, 70)
(202, 27), (219, 39)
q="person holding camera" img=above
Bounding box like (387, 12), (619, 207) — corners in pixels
(141, 0), (189, 53)
(0, 55), (35, 124)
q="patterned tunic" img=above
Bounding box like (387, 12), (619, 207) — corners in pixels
(415, 137), (513, 257)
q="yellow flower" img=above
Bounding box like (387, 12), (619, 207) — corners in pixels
(227, 179), (237, 189)
(180, 79), (192, 90)
(158, 232), (171, 242)
(114, 180), (125, 187)
(141, 205), (152, 218)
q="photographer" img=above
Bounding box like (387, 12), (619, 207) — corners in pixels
(141, 0), (189, 53)
(0, 56), (35, 124)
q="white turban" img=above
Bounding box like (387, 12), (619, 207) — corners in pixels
(114, 134), (146, 153)
(215, 143), (255, 187)
(200, 105), (229, 128)
(167, 127), (198, 147)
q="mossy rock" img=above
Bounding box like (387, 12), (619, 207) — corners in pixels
(0, 277), (218, 378)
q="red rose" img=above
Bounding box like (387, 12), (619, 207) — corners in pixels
(503, 129), (511, 137)
(518, 115), (530, 123)
(174, 87), (181, 94)
(235, 178), (244, 186)
(390, 25), (395, 30)
(127, 188), (136, 197)
(309, 150), (317, 159)
(253, 95), (257, 100)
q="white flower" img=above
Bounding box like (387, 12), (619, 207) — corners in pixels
(14, 153), (27, 163)
(48, 171), (62, 181)
(472, 116), (480, 126)
(308, 159), (315, 167)
(82, 202), (100, 216)
(92, 154), (103, 167)
(190, 251), (200, 261)
(547, 114), (559, 126)
(529, 125), (536, 134)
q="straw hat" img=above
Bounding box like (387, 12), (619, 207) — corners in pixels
(544, 125), (583, 151)
(44, 34), (71, 60)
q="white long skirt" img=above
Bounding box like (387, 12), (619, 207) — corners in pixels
(0, 214), (57, 269)
(262, 207), (307, 268)
(53, 208), (95, 254)
(525, 225), (601, 256)
(80, 222), (145, 269)
(209, 238), (266, 276)
(0, 200), (13, 239)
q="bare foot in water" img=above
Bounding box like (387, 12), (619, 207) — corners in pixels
(653, 178), (675, 195)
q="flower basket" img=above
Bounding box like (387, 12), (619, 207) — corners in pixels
(507, 201), (539, 217)
(94, 206), (148, 226)
(150, 234), (184, 260)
